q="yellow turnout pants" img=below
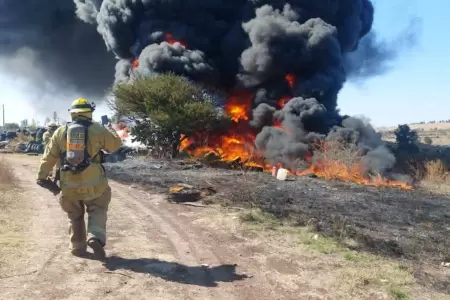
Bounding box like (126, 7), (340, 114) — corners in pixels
(58, 187), (111, 251)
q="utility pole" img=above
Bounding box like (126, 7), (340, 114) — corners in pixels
(2, 104), (4, 127)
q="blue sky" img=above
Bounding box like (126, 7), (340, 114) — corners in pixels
(0, 0), (446, 127)
(339, 0), (448, 126)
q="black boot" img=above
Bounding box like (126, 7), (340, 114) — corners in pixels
(87, 238), (106, 261)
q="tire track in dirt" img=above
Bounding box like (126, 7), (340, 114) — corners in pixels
(105, 187), (216, 300)
(110, 183), (291, 300)
(112, 186), (200, 265)
(112, 185), (254, 300)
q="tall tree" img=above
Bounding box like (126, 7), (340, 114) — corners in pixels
(395, 124), (419, 153)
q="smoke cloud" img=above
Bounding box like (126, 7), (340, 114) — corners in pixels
(0, 0), (417, 96)
(0, 0), (115, 105)
(0, 0), (419, 173)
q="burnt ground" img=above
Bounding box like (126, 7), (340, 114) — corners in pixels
(105, 158), (450, 292)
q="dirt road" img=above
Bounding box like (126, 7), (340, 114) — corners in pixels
(0, 154), (311, 300)
(3, 154), (449, 300)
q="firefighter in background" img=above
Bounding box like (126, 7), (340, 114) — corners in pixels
(35, 128), (45, 143)
(43, 122), (59, 177)
(43, 121), (58, 147)
(36, 98), (122, 260)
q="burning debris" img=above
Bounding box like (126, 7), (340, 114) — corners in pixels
(113, 121), (147, 151)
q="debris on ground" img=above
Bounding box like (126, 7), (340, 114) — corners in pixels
(168, 183), (202, 203)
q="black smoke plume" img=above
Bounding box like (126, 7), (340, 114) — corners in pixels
(0, 0), (417, 174)
(0, 1), (115, 101)
(73, 0), (402, 173)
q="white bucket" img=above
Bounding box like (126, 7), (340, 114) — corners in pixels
(276, 168), (288, 180)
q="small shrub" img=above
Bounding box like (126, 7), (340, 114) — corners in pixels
(423, 136), (433, 145)
(412, 159), (450, 194)
(389, 286), (410, 300)
(423, 159), (447, 182)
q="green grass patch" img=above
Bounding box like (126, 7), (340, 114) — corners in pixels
(389, 286), (410, 300)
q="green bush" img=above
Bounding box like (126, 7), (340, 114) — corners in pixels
(112, 73), (231, 157)
(423, 136), (433, 145)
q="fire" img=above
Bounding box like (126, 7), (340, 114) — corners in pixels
(278, 96), (289, 108)
(275, 74), (296, 109)
(181, 89), (262, 165)
(296, 158), (412, 190)
(131, 58), (138, 69)
(178, 73), (411, 189)
(165, 33), (186, 47)
(115, 122), (130, 140)
(285, 141), (412, 189)
(225, 90), (253, 122)
(285, 73), (295, 88)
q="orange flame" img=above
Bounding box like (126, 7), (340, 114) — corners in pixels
(225, 90), (253, 122)
(115, 122), (130, 139)
(165, 33), (186, 47)
(131, 58), (138, 69)
(278, 96), (290, 108)
(296, 158), (412, 190)
(285, 74), (295, 88)
(179, 74), (411, 189)
(276, 74), (295, 108)
(181, 89), (263, 165)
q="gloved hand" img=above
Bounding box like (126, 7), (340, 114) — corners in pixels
(36, 179), (50, 187)
(37, 178), (61, 195)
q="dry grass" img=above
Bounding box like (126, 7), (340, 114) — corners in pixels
(0, 156), (28, 274)
(422, 160), (448, 182)
(309, 141), (364, 180)
(237, 208), (448, 300)
(10, 134), (33, 144)
(6, 134), (33, 152)
(0, 157), (15, 186)
(415, 159), (450, 194)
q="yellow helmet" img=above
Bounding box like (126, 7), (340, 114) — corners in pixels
(69, 98), (96, 113)
(47, 121), (57, 129)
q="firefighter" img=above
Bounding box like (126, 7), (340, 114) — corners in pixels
(43, 121), (58, 147)
(35, 128), (45, 143)
(36, 98), (122, 260)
